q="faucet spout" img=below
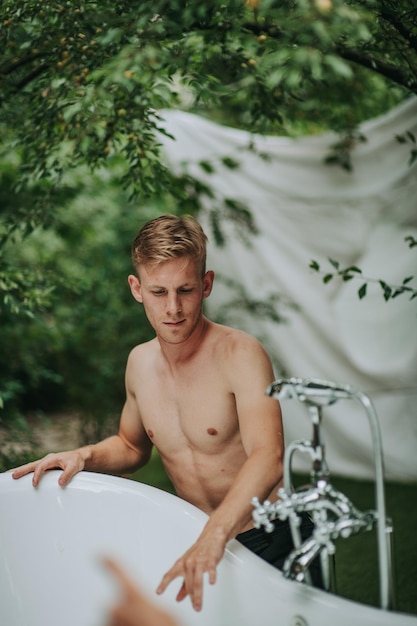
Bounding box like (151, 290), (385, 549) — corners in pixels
(283, 538), (323, 583)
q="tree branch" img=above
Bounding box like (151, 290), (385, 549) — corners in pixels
(0, 52), (44, 76)
(14, 65), (49, 91)
(378, 7), (417, 52)
(336, 45), (417, 93)
(0, 64), (49, 107)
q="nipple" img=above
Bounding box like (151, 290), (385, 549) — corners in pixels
(147, 429), (154, 439)
(207, 427), (218, 436)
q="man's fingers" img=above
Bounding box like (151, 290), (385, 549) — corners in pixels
(175, 582), (188, 603)
(168, 559), (205, 611)
(57, 466), (77, 486)
(208, 563), (217, 585)
(188, 561), (204, 611)
(32, 464), (51, 487)
(156, 548), (219, 612)
(12, 460), (46, 487)
(156, 562), (198, 607)
(12, 458), (63, 487)
(11, 451), (84, 487)
(32, 459), (63, 487)
(11, 462), (37, 479)
(156, 566), (179, 596)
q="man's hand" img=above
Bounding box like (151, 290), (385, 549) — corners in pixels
(103, 558), (179, 626)
(11, 450), (87, 487)
(156, 528), (227, 612)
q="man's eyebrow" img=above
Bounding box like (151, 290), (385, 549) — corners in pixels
(148, 281), (197, 289)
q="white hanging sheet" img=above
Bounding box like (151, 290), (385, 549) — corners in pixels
(158, 99), (417, 482)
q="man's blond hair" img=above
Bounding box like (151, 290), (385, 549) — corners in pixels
(131, 214), (208, 276)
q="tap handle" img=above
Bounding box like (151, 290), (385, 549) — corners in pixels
(267, 377), (354, 406)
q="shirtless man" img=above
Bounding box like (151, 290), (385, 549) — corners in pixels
(12, 214), (319, 612)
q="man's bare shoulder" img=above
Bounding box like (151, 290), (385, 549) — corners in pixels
(208, 322), (275, 401)
(209, 322), (269, 361)
(210, 321), (264, 346)
(127, 338), (159, 369)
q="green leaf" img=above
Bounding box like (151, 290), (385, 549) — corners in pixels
(379, 280), (392, 301)
(221, 157), (240, 170)
(324, 54), (353, 79)
(358, 283), (367, 299)
(62, 101), (83, 123)
(199, 160), (215, 174)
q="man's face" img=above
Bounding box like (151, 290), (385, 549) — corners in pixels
(128, 256), (214, 345)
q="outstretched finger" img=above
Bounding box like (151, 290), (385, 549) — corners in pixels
(187, 561), (205, 612)
(156, 563), (181, 597)
(11, 462), (37, 479)
(102, 557), (140, 598)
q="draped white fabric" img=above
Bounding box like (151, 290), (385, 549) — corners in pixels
(158, 99), (417, 482)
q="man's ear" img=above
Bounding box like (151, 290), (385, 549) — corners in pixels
(128, 275), (143, 303)
(202, 270), (215, 299)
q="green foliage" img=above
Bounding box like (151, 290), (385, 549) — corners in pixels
(310, 253), (417, 302)
(0, 1), (415, 315)
(0, 0), (414, 200)
(0, 160), (158, 441)
(1, 0), (416, 452)
(396, 130), (417, 166)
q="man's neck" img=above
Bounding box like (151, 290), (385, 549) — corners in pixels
(158, 317), (210, 368)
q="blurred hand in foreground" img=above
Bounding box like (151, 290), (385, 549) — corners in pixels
(103, 558), (180, 626)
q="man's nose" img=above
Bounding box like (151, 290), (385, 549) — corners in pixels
(166, 292), (181, 315)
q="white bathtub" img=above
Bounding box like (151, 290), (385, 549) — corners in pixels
(1, 471), (416, 626)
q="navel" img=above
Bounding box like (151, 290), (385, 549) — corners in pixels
(207, 427), (218, 436)
(147, 429), (154, 439)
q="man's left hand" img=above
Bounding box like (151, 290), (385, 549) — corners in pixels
(156, 531), (226, 612)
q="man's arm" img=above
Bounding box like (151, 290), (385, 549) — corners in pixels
(12, 352), (153, 487)
(156, 335), (284, 611)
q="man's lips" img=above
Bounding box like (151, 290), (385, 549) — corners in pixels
(164, 320), (185, 326)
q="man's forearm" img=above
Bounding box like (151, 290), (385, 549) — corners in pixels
(203, 448), (283, 542)
(82, 434), (146, 475)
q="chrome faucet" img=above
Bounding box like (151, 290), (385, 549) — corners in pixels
(251, 377), (394, 610)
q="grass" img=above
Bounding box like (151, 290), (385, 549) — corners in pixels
(133, 453), (417, 616)
(328, 475), (417, 615)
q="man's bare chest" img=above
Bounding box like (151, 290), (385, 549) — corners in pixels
(134, 370), (239, 453)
